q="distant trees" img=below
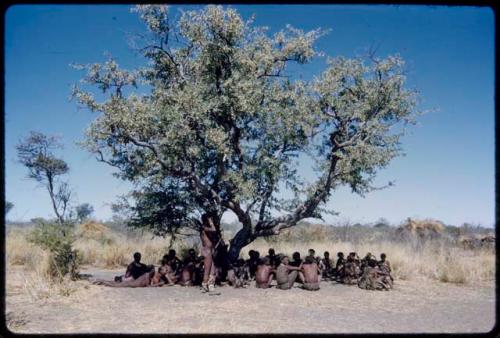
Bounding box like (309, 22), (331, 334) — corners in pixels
(16, 131), (72, 225)
(75, 203), (94, 223)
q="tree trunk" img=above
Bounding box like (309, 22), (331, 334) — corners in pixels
(227, 226), (253, 262)
(46, 173), (64, 226)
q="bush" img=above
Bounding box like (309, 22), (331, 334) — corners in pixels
(27, 220), (80, 280)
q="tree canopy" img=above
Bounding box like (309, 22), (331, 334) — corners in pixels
(17, 131), (72, 226)
(73, 5), (419, 260)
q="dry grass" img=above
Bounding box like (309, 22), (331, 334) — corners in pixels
(244, 238), (495, 285)
(73, 231), (184, 268)
(6, 222), (495, 291)
(6, 232), (77, 302)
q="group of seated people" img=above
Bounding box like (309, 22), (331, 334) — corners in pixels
(91, 247), (394, 291)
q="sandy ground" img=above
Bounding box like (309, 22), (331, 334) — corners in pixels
(5, 266), (495, 334)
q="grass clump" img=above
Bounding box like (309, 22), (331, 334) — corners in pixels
(26, 220), (80, 281)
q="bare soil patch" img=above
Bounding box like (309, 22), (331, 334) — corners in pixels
(6, 266), (495, 334)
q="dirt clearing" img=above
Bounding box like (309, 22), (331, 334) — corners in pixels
(6, 266), (495, 334)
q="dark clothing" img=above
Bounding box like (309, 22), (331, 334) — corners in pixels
(126, 262), (152, 280)
(335, 257), (346, 274)
(246, 258), (259, 278)
(266, 254), (280, 268)
(289, 259), (302, 267)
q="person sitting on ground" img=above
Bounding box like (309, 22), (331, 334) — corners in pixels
(349, 252), (362, 277)
(255, 257), (275, 289)
(94, 267), (161, 288)
(334, 252), (345, 280)
(341, 253), (359, 285)
(301, 255), (320, 291)
(378, 253), (392, 274)
(183, 248), (197, 266)
(306, 248), (316, 262)
(114, 252), (154, 282)
(377, 253), (394, 283)
(159, 261), (178, 286)
(320, 251), (334, 279)
(290, 251), (303, 267)
(358, 258), (392, 291)
(360, 252), (374, 274)
(276, 255), (303, 290)
(163, 249), (182, 275)
(246, 250), (260, 280)
(266, 248), (279, 268)
(178, 261), (195, 286)
(192, 255), (205, 286)
(176, 248), (197, 286)
(227, 258), (250, 288)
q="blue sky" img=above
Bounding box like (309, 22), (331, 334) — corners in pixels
(4, 5), (495, 227)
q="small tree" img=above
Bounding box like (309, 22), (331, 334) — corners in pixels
(16, 131), (72, 226)
(73, 5), (419, 262)
(75, 203), (94, 223)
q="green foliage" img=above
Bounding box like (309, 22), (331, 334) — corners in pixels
(16, 131), (69, 182)
(27, 220), (80, 280)
(72, 5), (419, 250)
(16, 131), (72, 225)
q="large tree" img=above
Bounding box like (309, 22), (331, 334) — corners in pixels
(73, 5), (418, 261)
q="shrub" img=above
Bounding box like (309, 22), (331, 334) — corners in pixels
(27, 220), (80, 280)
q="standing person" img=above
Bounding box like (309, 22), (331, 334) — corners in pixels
(301, 256), (320, 291)
(200, 213), (219, 292)
(276, 256), (303, 290)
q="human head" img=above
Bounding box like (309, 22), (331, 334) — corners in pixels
(161, 254), (169, 265)
(268, 248), (275, 256)
(237, 258), (245, 266)
(365, 252), (372, 258)
(337, 252), (344, 258)
(368, 259), (377, 268)
(188, 249), (196, 257)
(349, 252), (356, 258)
(292, 251), (301, 261)
(168, 249), (176, 258)
(281, 256), (289, 265)
(248, 250), (255, 259)
(308, 249), (315, 256)
(262, 257), (270, 265)
(324, 251), (330, 258)
(380, 253), (386, 260)
(305, 255), (315, 264)
(133, 252), (141, 263)
(254, 250), (260, 259)
(158, 265), (167, 275)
